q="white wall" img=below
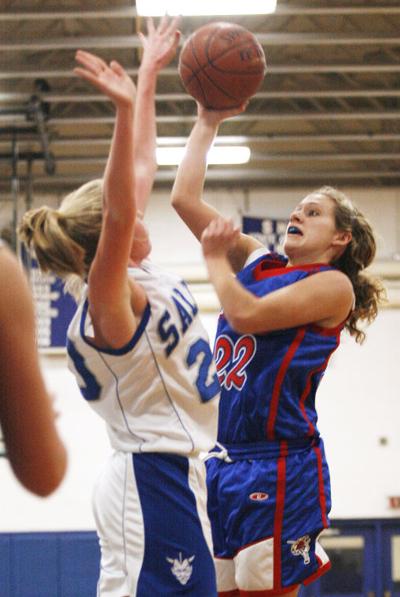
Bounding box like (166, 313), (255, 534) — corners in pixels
(1, 184), (399, 531)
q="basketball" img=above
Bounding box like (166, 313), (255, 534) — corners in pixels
(178, 22), (266, 110)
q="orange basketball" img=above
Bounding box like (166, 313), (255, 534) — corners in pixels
(178, 22), (266, 110)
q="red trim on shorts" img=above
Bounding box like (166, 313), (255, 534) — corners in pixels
(303, 560), (332, 586)
(272, 442), (288, 591)
(235, 559), (331, 595)
(218, 590), (240, 597)
(266, 328), (306, 440)
(313, 446), (328, 528)
(238, 583), (299, 596)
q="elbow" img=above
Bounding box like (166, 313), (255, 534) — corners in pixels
(15, 448), (68, 497)
(226, 312), (257, 335)
(38, 454), (68, 497)
(224, 299), (267, 335)
(171, 192), (185, 211)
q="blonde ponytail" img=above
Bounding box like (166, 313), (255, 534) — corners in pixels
(18, 179), (103, 285)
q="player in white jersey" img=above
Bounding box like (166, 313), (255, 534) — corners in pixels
(67, 260), (219, 455)
(19, 17), (219, 597)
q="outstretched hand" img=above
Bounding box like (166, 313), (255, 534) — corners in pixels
(139, 16), (181, 72)
(197, 100), (248, 126)
(201, 217), (241, 259)
(74, 50), (136, 108)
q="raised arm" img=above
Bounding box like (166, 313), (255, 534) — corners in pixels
(201, 217), (354, 333)
(0, 248), (67, 496)
(171, 103), (263, 272)
(74, 51), (146, 348)
(134, 16), (180, 215)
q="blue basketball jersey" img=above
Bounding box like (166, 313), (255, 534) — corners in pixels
(214, 252), (343, 444)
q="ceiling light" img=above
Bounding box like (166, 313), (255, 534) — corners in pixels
(156, 146), (251, 165)
(136, 0), (277, 16)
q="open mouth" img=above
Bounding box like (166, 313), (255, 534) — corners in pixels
(287, 225), (302, 235)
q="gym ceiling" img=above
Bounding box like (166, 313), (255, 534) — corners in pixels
(1, 0), (400, 193)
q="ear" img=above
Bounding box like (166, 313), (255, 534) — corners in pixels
(332, 230), (352, 248)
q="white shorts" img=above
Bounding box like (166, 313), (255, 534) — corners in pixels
(93, 450), (217, 596)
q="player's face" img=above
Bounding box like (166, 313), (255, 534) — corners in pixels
(284, 193), (348, 264)
(130, 218), (151, 264)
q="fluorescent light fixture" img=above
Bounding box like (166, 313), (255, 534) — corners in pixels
(156, 146), (251, 165)
(137, 0), (277, 16)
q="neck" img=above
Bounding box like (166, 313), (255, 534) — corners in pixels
(286, 250), (334, 267)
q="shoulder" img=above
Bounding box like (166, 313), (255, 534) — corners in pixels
(306, 269), (354, 326)
(228, 233), (266, 273)
(314, 268), (353, 290)
(302, 268), (353, 296)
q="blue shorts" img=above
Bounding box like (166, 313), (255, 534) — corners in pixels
(93, 451), (217, 596)
(206, 438), (331, 595)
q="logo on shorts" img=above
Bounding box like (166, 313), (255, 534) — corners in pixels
(249, 492), (269, 501)
(166, 552), (195, 585)
(287, 535), (311, 565)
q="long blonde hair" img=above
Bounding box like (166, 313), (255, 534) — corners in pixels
(317, 186), (386, 343)
(18, 179), (103, 295)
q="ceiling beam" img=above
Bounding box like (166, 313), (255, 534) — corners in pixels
(1, 33), (400, 52)
(3, 87), (400, 104)
(2, 63), (400, 80)
(3, 133), (400, 149)
(35, 110), (400, 126)
(2, 169), (400, 186)
(8, 152), (397, 166)
(8, 111), (400, 125)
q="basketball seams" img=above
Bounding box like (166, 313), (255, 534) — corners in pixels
(178, 22), (266, 109)
(182, 45), (264, 84)
(181, 28), (264, 85)
(205, 37), (264, 73)
(184, 37), (208, 105)
(193, 26), (242, 106)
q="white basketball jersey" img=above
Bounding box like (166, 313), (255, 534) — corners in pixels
(67, 260), (220, 455)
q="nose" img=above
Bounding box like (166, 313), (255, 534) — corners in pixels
(289, 209), (302, 223)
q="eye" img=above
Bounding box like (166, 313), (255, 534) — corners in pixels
(308, 208), (320, 216)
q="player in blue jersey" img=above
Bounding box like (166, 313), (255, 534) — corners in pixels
(171, 103), (384, 596)
(18, 18), (219, 597)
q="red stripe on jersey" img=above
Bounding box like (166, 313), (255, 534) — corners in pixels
(218, 590), (240, 596)
(309, 323), (344, 336)
(299, 333), (341, 436)
(313, 445), (329, 528)
(253, 261), (328, 281)
(273, 442), (287, 591)
(266, 328), (306, 440)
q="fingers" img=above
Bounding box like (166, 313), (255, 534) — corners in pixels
(75, 50), (108, 76)
(171, 29), (181, 51)
(150, 14), (180, 39)
(146, 16), (155, 35)
(164, 15), (181, 38)
(110, 60), (125, 76)
(203, 217), (240, 242)
(158, 14), (169, 35)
